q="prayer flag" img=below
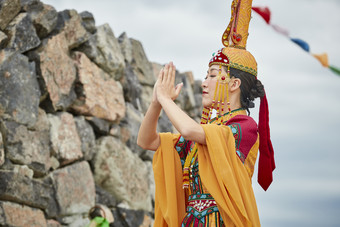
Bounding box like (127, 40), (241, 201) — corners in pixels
(271, 24), (289, 37)
(290, 38), (310, 52)
(252, 7), (271, 24)
(312, 53), (329, 67)
(329, 65), (340, 76)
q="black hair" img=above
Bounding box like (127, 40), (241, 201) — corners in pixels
(224, 66), (265, 115)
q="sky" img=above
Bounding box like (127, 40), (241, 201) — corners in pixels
(43, 0), (340, 226)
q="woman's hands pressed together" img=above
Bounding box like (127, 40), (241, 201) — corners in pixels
(156, 62), (183, 104)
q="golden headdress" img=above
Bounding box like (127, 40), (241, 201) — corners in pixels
(202, 0), (275, 191)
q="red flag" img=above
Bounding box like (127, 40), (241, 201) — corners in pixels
(252, 6), (271, 24)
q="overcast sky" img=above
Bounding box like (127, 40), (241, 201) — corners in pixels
(44, 0), (340, 226)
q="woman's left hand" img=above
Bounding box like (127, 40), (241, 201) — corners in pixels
(156, 62), (183, 102)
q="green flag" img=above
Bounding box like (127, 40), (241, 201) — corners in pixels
(329, 65), (340, 76)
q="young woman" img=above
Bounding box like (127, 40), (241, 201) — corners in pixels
(137, 1), (275, 226)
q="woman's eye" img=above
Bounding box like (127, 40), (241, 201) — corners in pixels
(204, 75), (216, 80)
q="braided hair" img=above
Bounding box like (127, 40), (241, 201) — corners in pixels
(224, 67), (265, 115)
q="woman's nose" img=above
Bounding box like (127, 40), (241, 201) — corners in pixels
(201, 80), (207, 88)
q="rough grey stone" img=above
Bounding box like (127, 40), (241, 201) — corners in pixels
(114, 206), (152, 227)
(71, 52), (126, 122)
(0, 201), (47, 227)
(119, 103), (144, 156)
(93, 136), (152, 211)
(120, 63), (143, 111)
(0, 31), (8, 49)
(95, 185), (118, 208)
(50, 161), (95, 216)
(140, 85), (153, 115)
(47, 112), (83, 166)
(0, 0), (21, 30)
(53, 10), (88, 49)
(0, 170), (57, 217)
(60, 214), (90, 227)
(28, 3), (58, 38)
(118, 32), (155, 86)
(27, 33), (77, 112)
(5, 13), (41, 53)
(80, 11), (96, 34)
(0, 118), (50, 176)
(85, 116), (111, 136)
(77, 24), (125, 80)
(20, 0), (43, 11)
(0, 51), (41, 128)
(74, 116), (96, 160)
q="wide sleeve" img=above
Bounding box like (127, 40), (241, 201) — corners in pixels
(197, 124), (260, 227)
(152, 133), (186, 227)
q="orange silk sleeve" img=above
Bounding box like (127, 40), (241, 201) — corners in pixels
(153, 133), (186, 227)
(198, 124), (260, 227)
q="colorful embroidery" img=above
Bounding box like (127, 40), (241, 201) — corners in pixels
(181, 160), (224, 226)
(227, 123), (242, 149)
(175, 136), (192, 167)
(227, 123), (246, 163)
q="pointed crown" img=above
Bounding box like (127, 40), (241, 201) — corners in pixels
(209, 0), (257, 77)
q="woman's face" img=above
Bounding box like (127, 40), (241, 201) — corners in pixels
(201, 64), (226, 108)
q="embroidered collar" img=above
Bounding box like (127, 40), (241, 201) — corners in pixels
(209, 108), (246, 124)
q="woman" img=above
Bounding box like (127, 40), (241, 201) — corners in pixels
(137, 0), (275, 226)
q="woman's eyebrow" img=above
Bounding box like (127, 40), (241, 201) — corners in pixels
(208, 68), (219, 73)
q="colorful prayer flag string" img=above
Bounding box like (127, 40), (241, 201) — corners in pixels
(252, 6), (339, 76)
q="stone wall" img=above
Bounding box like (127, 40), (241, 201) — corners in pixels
(0, 0), (203, 226)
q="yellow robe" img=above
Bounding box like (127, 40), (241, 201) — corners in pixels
(153, 124), (260, 226)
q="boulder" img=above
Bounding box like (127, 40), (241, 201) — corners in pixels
(0, 111), (50, 176)
(120, 63), (142, 111)
(93, 136), (152, 211)
(12, 164), (34, 178)
(74, 116), (96, 161)
(80, 11), (96, 34)
(27, 3), (58, 38)
(20, 0), (43, 12)
(114, 206), (152, 227)
(28, 33), (77, 111)
(0, 201), (47, 227)
(85, 116), (111, 136)
(119, 103), (144, 156)
(140, 85), (153, 114)
(60, 214), (90, 227)
(77, 24), (125, 80)
(176, 72), (196, 113)
(0, 0), (21, 30)
(46, 219), (62, 227)
(0, 50), (41, 128)
(118, 33), (155, 86)
(0, 170), (57, 217)
(5, 13), (41, 53)
(47, 112), (83, 166)
(0, 31), (8, 49)
(95, 185), (118, 208)
(53, 10), (88, 49)
(72, 51), (126, 122)
(49, 161), (95, 216)
(0, 132), (4, 167)
(145, 161), (155, 204)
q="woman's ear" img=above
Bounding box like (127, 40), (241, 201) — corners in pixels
(230, 78), (241, 92)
